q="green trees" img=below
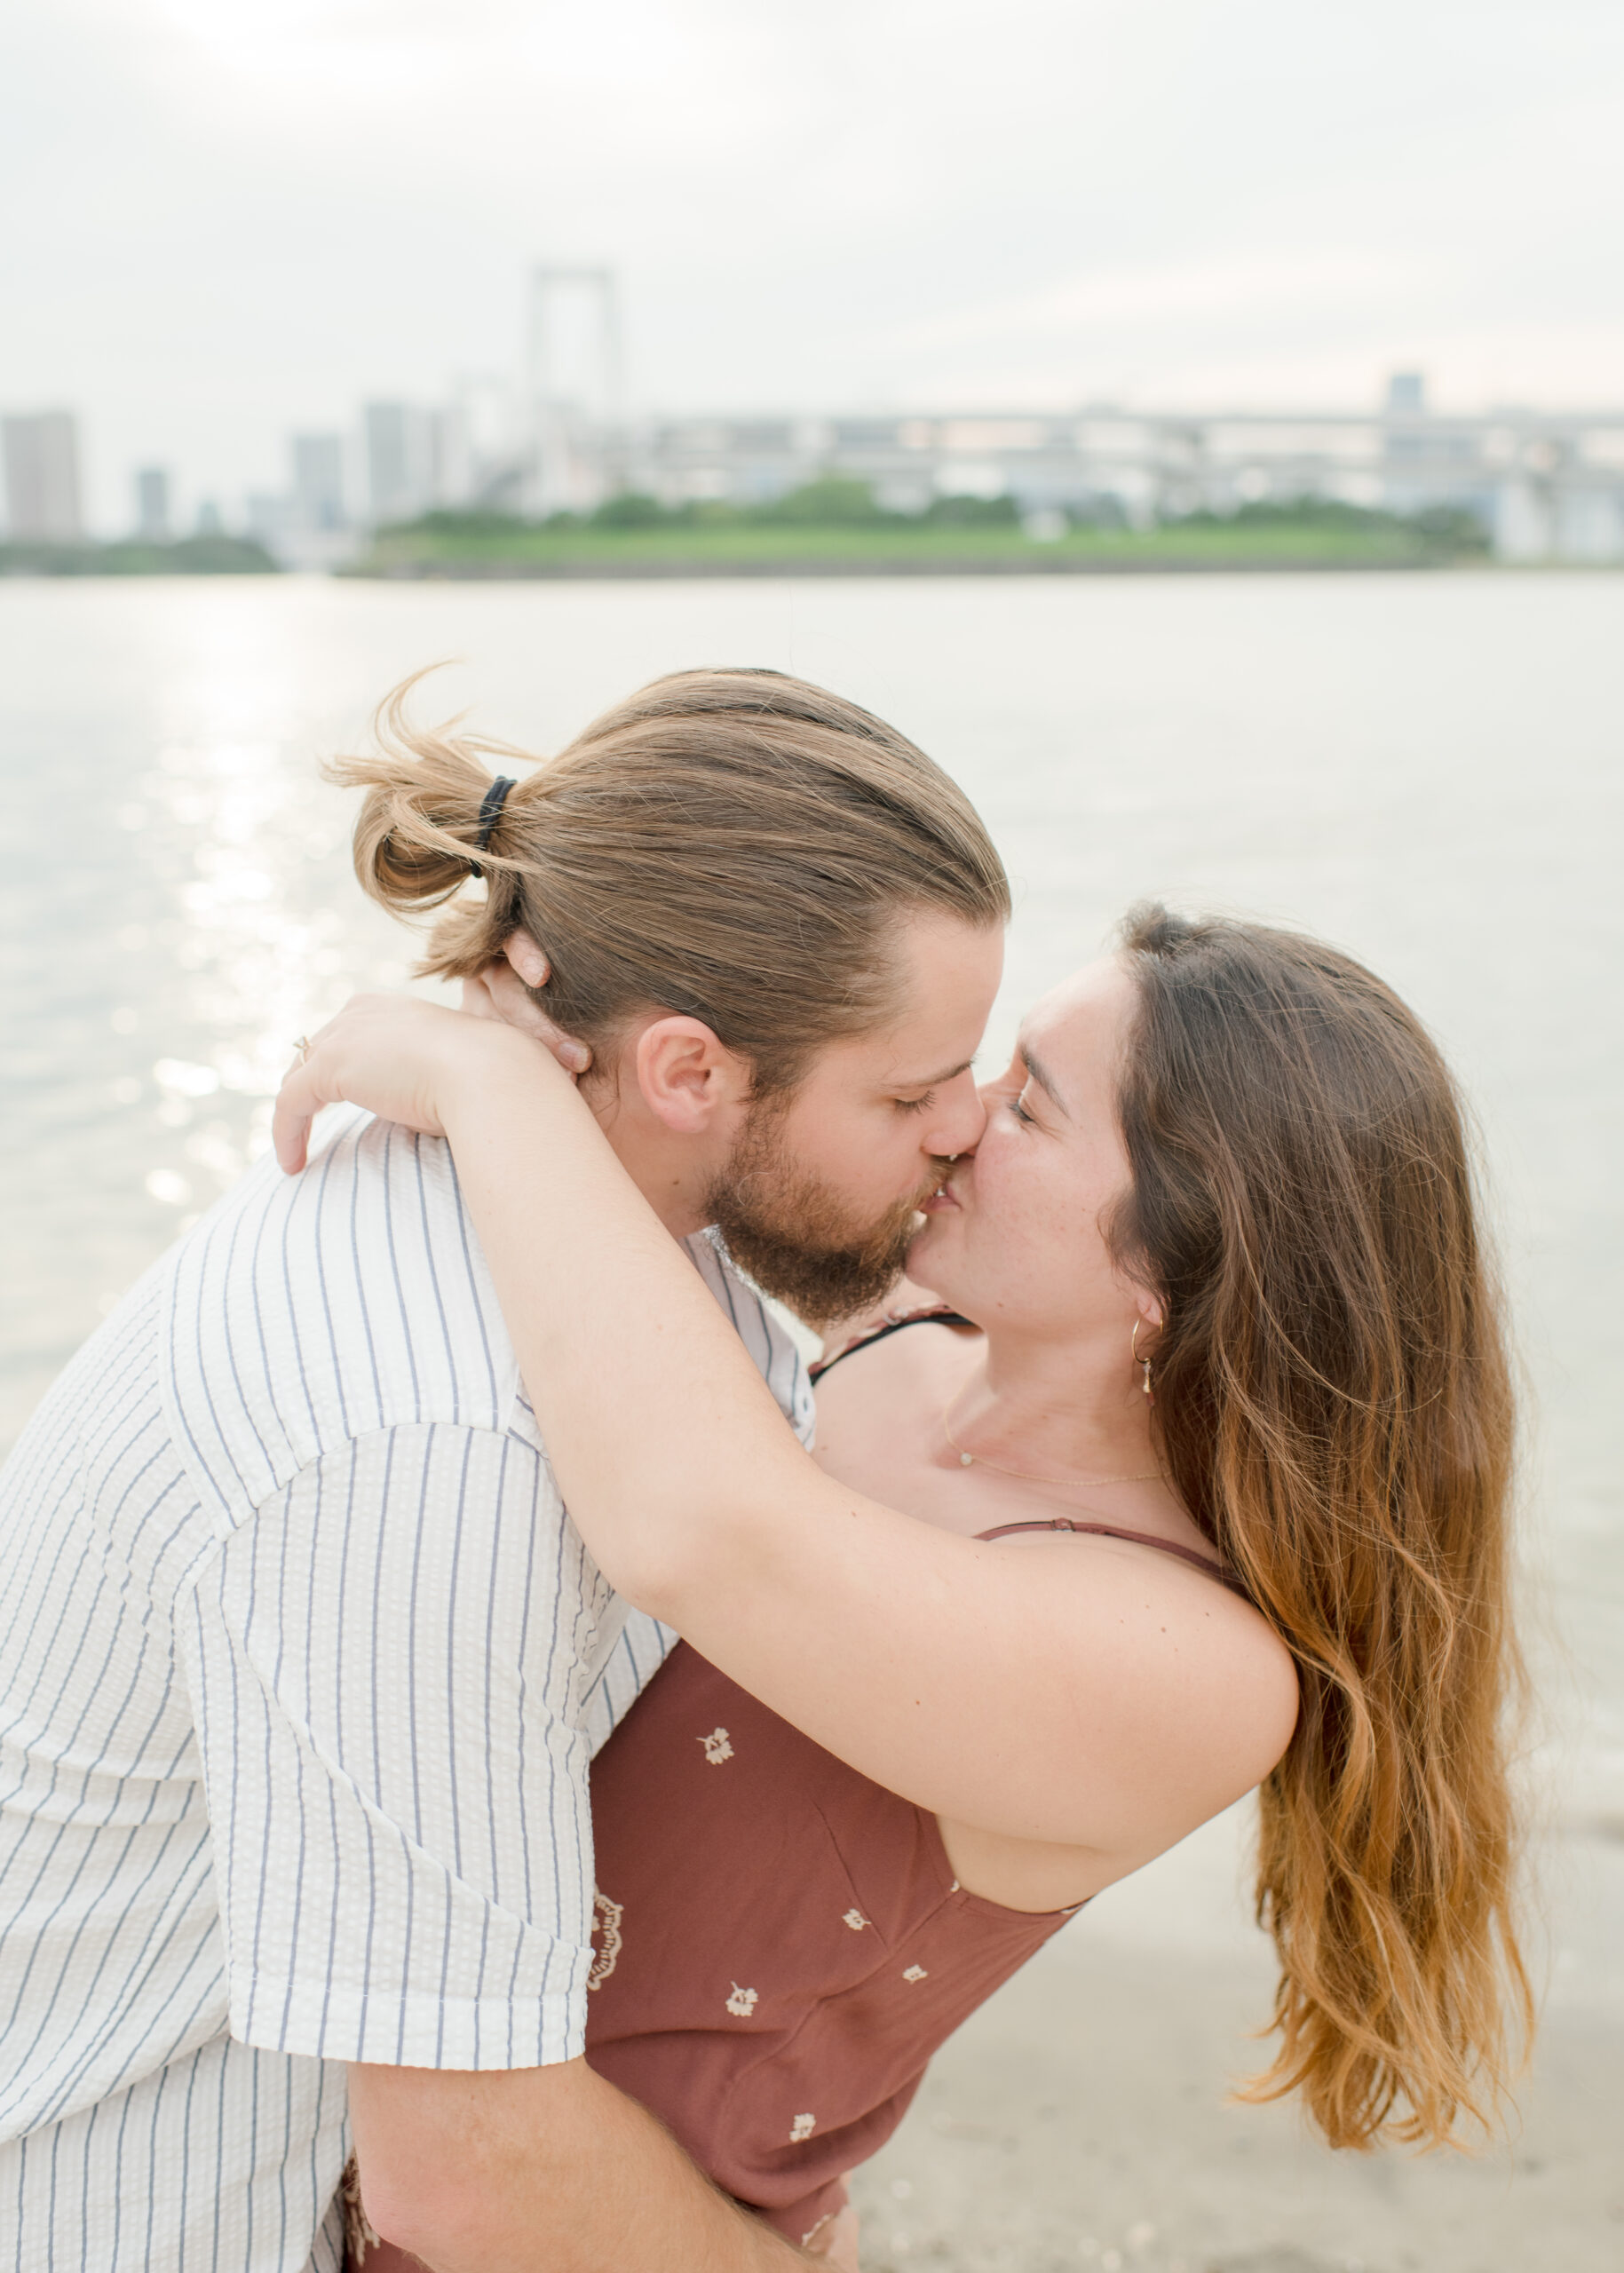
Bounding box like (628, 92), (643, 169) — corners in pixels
(0, 534), (280, 574)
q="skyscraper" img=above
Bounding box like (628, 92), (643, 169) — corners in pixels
(3, 412), (83, 541)
(135, 466), (170, 541)
(363, 403), (431, 527)
(292, 434), (346, 531)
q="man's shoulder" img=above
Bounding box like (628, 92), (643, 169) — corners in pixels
(161, 1108), (523, 1525)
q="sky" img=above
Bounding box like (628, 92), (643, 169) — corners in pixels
(5, 0), (1624, 527)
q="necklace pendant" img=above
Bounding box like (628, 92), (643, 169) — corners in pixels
(959, 1451), (973, 1467)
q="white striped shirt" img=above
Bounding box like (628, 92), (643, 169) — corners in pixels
(0, 1106), (812, 2270)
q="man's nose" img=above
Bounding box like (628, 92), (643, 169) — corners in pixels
(925, 1073), (986, 1161)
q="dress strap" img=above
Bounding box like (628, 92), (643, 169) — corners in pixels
(975, 1516), (1243, 1593)
(810, 1307), (974, 1382)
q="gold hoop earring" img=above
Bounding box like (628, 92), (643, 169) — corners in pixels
(1131, 1319), (1154, 1401)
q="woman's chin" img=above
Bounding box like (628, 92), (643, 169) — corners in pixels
(904, 1217), (952, 1292)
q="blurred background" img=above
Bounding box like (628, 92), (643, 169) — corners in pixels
(4, 6), (1622, 2269)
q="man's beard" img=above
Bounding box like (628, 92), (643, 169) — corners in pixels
(706, 1099), (947, 1330)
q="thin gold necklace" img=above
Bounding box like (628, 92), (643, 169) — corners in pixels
(941, 1387), (1160, 1491)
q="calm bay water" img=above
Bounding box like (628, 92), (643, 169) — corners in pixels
(2, 570), (1620, 2010)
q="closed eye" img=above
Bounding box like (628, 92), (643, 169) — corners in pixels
(1007, 1091), (1036, 1125)
(892, 1090), (938, 1115)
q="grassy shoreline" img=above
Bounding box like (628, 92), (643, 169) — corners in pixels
(0, 490), (1505, 582)
(0, 535), (281, 576)
(345, 483), (1492, 580)
(350, 550), (1456, 579)
(346, 518), (1469, 581)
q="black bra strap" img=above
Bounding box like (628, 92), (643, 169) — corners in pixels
(810, 1307), (974, 1382)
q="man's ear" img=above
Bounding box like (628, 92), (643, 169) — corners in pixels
(633, 1017), (753, 1136)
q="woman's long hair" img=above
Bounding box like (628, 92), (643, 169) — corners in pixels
(1110, 905), (1531, 2151)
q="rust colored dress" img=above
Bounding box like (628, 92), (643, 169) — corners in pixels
(580, 1635), (1083, 2245)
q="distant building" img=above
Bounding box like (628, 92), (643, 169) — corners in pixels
(603, 376), (1624, 562)
(291, 434), (346, 532)
(445, 375), (529, 512)
(428, 406), (475, 511)
(526, 266), (624, 517)
(195, 499), (223, 535)
(246, 493), (298, 554)
(241, 433), (364, 568)
(364, 401), (432, 527)
(3, 411), (83, 541)
(135, 466), (170, 541)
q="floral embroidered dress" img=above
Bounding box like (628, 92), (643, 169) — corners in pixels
(580, 1636), (1082, 2247)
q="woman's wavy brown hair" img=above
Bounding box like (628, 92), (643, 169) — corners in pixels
(1110, 905), (1531, 2151)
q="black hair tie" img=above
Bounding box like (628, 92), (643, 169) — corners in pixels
(467, 775), (517, 878)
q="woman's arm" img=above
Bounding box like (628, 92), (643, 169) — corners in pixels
(275, 1000), (1296, 1860)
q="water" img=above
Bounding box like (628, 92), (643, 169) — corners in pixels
(3, 569), (1620, 2012)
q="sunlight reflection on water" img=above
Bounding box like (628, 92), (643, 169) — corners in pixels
(0, 582), (428, 1417)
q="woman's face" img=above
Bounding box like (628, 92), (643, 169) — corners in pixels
(907, 955), (1156, 1341)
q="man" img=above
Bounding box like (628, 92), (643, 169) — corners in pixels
(0, 669), (1006, 2269)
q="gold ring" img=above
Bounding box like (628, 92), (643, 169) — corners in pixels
(294, 1035), (312, 1061)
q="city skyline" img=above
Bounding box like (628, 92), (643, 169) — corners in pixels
(10, 261), (1624, 551)
(6, 0), (1624, 529)
(11, 359), (1624, 566)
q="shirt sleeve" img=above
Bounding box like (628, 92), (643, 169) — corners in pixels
(176, 1422), (605, 2071)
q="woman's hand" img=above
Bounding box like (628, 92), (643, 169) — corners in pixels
(457, 938), (593, 1073)
(275, 938), (592, 1176)
(273, 993), (566, 1175)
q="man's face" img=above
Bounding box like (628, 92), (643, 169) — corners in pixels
(707, 910), (1002, 1326)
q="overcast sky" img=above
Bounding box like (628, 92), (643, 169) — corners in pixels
(7, 0), (1624, 527)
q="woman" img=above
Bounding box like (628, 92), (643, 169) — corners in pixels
(282, 907), (1529, 2264)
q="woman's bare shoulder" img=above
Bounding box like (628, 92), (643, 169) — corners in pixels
(1006, 1525), (1300, 1813)
(1132, 1551), (1300, 1799)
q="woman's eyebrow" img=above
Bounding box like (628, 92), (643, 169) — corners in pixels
(1020, 1046), (1070, 1118)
